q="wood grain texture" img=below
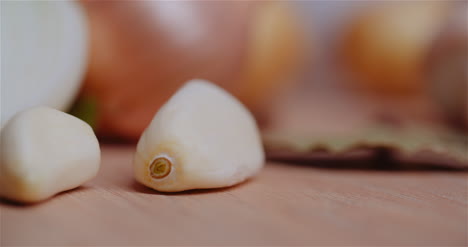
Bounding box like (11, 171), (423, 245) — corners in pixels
(1, 145), (467, 246)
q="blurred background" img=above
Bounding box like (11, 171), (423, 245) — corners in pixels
(2, 0), (467, 142)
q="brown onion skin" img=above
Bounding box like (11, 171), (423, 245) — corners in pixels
(79, 1), (303, 140)
(341, 2), (450, 96)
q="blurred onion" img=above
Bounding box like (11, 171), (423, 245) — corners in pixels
(341, 2), (450, 96)
(79, 1), (303, 140)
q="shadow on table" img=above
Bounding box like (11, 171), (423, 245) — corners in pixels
(267, 148), (468, 172)
(130, 178), (252, 196)
(0, 186), (93, 207)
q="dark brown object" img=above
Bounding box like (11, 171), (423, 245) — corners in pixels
(263, 125), (468, 169)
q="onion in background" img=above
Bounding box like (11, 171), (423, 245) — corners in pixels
(78, 1), (304, 140)
(341, 2), (450, 96)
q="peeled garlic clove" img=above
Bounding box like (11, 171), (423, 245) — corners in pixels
(0, 107), (100, 203)
(134, 79), (265, 192)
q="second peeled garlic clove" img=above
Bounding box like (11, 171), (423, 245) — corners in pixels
(0, 107), (101, 203)
(134, 79), (265, 192)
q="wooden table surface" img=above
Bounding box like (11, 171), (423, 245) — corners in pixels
(1, 145), (467, 246)
(2, 83), (467, 246)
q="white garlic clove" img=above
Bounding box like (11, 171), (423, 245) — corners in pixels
(0, 107), (100, 203)
(134, 79), (265, 192)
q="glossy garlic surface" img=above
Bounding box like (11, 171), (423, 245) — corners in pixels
(0, 107), (100, 203)
(134, 80), (265, 192)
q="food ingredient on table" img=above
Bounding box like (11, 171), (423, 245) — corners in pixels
(134, 80), (264, 192)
